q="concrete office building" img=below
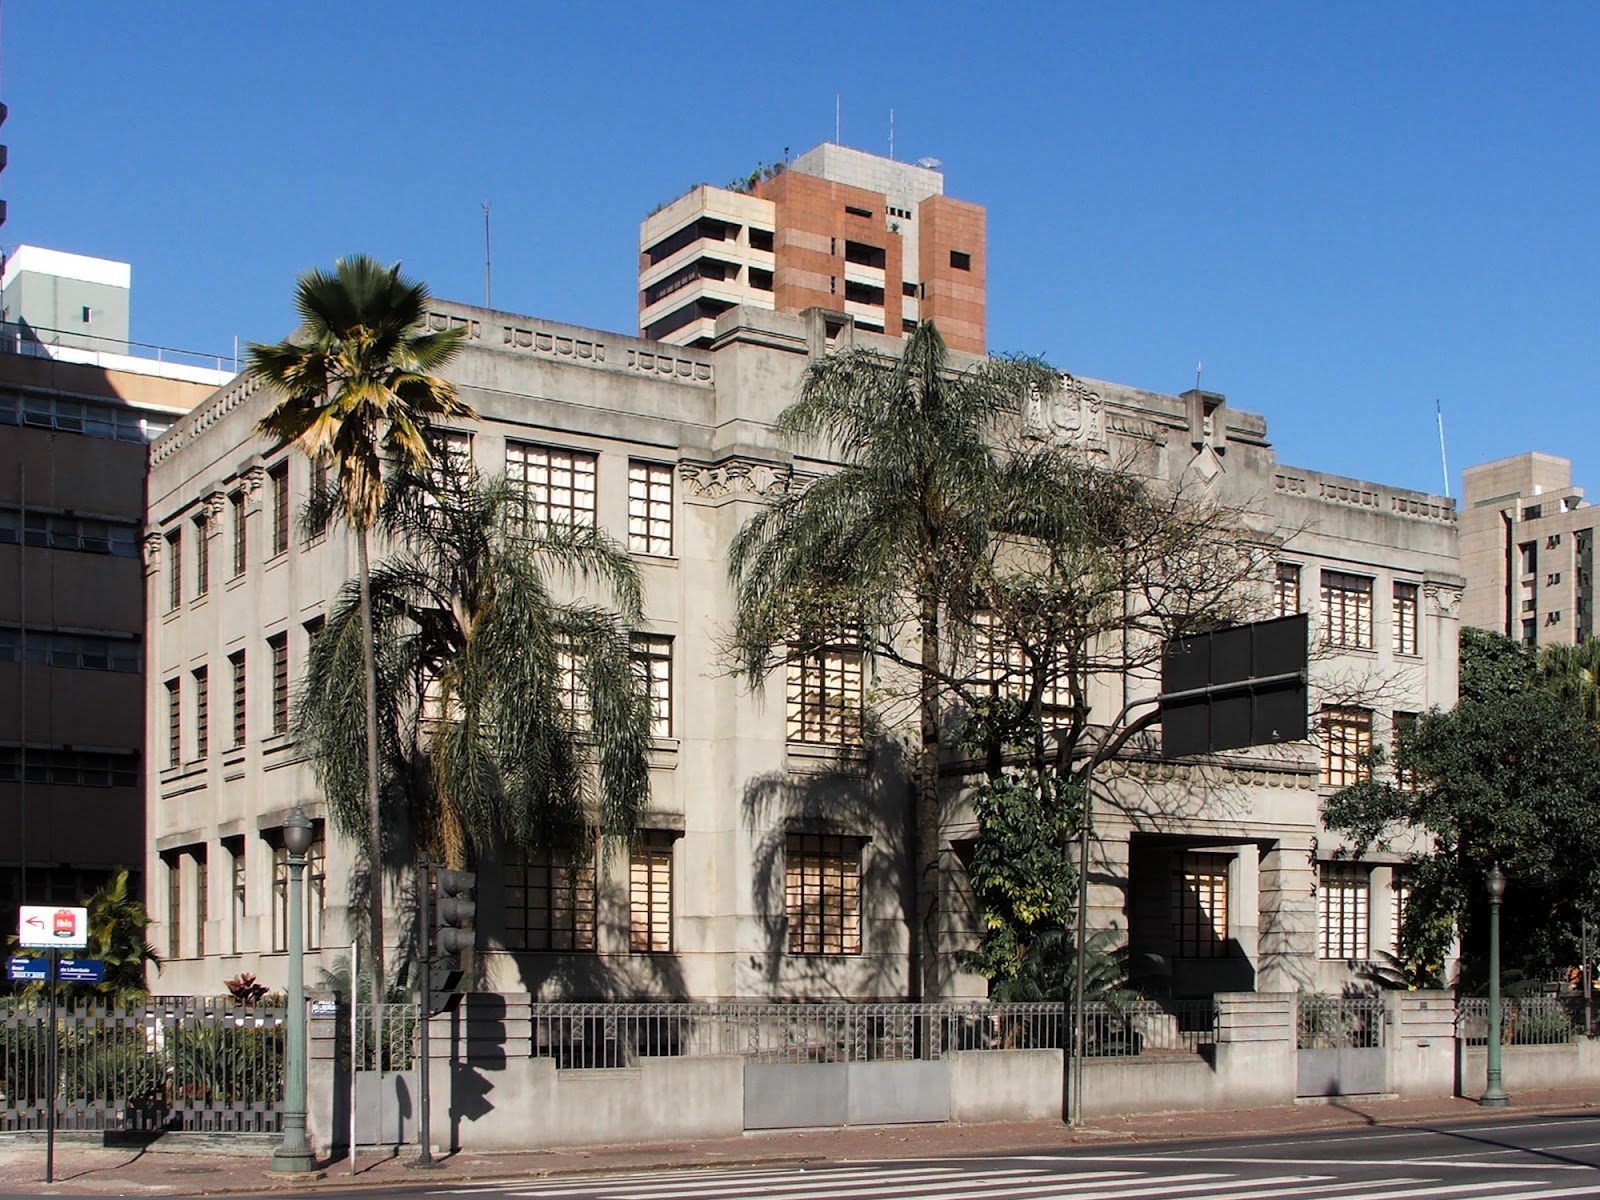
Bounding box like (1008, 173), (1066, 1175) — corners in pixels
(1460, 451), (1595, 647)
(144, 297), (1460, 1001)
(1, 246), (231, 917)
(639, 144), (985, 354)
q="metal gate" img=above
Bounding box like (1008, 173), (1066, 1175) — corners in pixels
(1296, 994), (1387, 1097)
(0, 996), (284, 1133)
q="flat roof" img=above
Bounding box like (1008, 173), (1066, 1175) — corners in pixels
(2, 245), (132, 291)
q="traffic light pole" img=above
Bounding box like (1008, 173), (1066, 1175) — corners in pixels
(415, 858), (436, 1168)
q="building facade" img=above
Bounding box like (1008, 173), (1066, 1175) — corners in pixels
(144, 301), (1459, 1001)
(1460, 451), (1594, 647)
(1, 247), (229, 919)
(639, 144), (985, 354)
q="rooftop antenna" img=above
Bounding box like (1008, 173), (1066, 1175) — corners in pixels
(1436, 399), (1451, 498)
(835, 94), (840, 145)
(1195, 360), (1203, 392)
(482, 202), (492, 309)
(889, 108), (895, 160)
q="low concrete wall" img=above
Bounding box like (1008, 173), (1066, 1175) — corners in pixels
(1082, 1055), (1220, 1117)
(1389, 992), (1456, 1098)
(950, 1049), (1062, 1123)
(1457, 1038), (1600, 1097)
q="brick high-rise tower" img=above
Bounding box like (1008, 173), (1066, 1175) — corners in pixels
(639, 144), (986, 354)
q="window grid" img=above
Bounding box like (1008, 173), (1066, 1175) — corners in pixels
(1392, 711), (1417, 791)
(1321, 571), (1374, 649)
(628, 461), (674, 555)
(631, 635), (673, 737)
(165, 679), (181, 768)
(785, 834), (862, 955)
(229, 651), (247, 748)
(269, 632), (290, 735)
(0, 628), (140, 673)
(1321, 706), (1373, 787)
(972, 612), (1072, 712)
(1318, 864), (1370, 959)
(1393, 582), (1420, 655)
(630, 832), (674, 953)
(785, 641), (863, 745)
(167, 530), (182, 612)
(228, 840), (246, 955)
(503, 847), (597, 951)
(194, 852), (208, 958)
(506, 443), (597, 529)
(556, 648), (591, 732)
(166, 855), (181, 961)
(0, 389), (169, 442)
(0, 747), (139, 787)
(230, 492), (247, 577)
(269, 464), (290, 557)
(0, 509), (141, 557)
(1172, 853), (1229, 958)
(1274, 563), (1301, 617)
(194, 516), (210, 598)
(193, 666), (209, 760)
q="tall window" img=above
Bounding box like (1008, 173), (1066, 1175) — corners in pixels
(972, 611), (1072, 715)
(194, 516), (211, 598)
(1392, 875), (1411, 955)
(226, 838), (246, 955)
(627, 461), (673, 555)
(1392, 582), (1419, 655)
(165, 678), (181, 768)
(786, 638), (863, 745)
(630, 831), (674, 953)
(193, 666), (209, 759)
(1392, 711), (1417, 791)
(269, 632), (290, 735)
(1318, 863), (1369, 959)
(506, 443), (597, 529)
(194, 850), (208, 958)
(555, 647), (591, 732)
(165, 854), (181, 960)
(1274, 563), (1301, 617)
(229, 651), (247, 748)
(271, 830), (325, 952)
(269, 463), (290, 557)
(785, 834), (862, 955)
(503, 846), (596, 951)
(631, 634), (672, 737)
(1172, 853), (1229, 958)
(1321, 706), (1373, 787)
(167, 529), (182, 611)
(1321, 571), (1373, 649)
(230, 491), (247, 576)
(307, 460), (330, 538)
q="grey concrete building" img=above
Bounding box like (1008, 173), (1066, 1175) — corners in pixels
(144, 301), (1460, 1000)
(1460, 451), (1594, 647)
(1, 248), (230, 919)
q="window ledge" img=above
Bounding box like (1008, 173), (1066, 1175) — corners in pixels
(161, 608), (183, 624)
(631, 552), (679, 565)
(265, 552), (288, 570)
(263, 733), (295, 754)
(225, 574), (248, 592)
(189, 594), (210, 611)
(786, 742), (868, 776)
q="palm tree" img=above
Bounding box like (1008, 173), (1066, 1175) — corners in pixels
(248, 255), (475, 1007)
(727, 321), (1077, 1000)
(1537, 637), (1600, 728)
(295, 458), (653, 889)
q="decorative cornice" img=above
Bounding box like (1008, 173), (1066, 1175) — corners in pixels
(679, 458), (795, 500)
(1424, 582), (1462, 617)
(1024, 375), (1109, 454)
(201, 490), (227, 526)
(142, 532), (164, 570)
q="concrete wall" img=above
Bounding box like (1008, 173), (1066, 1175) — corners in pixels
(1457, 1038), (1600, 1097)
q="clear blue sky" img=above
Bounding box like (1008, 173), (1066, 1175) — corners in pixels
(6, 3), (1595, 500)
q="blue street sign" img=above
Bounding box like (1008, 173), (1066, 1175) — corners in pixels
(57, 959), (105, 983)
(7, 957), (47, 982)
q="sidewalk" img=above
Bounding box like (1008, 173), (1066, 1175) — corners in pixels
(4, 1088), (1599, 1195)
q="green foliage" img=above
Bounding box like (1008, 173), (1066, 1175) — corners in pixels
(4, 868), (159, 1004)
(1323, 630), (1600, 985)
(296, 462), (654, 868)
(169, 1019), (284, 1104)
(1509, 1002), (1574, 1045)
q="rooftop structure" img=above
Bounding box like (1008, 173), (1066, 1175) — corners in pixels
(639, 144), (985, 354)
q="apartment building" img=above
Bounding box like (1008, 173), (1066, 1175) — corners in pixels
(639, 143), (985, 354)
(1460, 451), (1595, 647)
(0, 246), (230, 918)
(144, 301), (1460, 1001)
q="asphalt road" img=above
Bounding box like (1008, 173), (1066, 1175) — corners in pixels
(351, 1112), (1600, 1200)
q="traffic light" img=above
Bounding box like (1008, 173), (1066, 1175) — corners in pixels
(435, 868), (477, 956)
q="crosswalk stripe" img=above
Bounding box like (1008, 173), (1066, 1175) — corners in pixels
(1058, 1153), (1588, 1173)
(610, 1166), (1048, 1197)
(454, 1166), (965, 1197)
(608, 1172), (1143, 1200)
(430, 1167), (855, 1195)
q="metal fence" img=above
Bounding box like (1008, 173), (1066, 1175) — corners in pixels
(527, 1000), (1217, 1069)
(353, 1002), (419, 1072)
(0, 996), (284, 1133)
(1456, 996), (1585, 1046)
(1297, 994), (1388, 1050)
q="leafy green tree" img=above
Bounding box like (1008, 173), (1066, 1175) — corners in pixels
(1324, 630), (1600, 986)
(295, 460), (653, 882)
(248, 255), (476, 1005)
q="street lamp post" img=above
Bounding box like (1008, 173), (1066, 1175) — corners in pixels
(272, 806), (318, 1172)
(1481, 862), (1510, 1108)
